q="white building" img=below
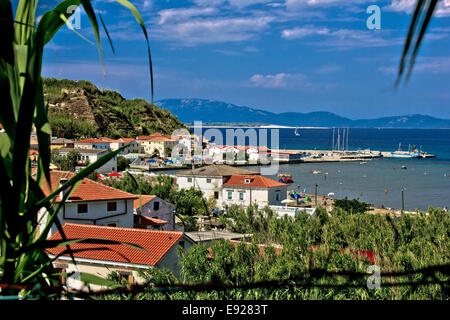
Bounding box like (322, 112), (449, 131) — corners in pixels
(175, 164), (260, 207)
(222, 174), (288, 208)
(73, 138), (111, 150)
(57, 148), (118, 174)
(103, 137), (142, 154)
(37, 171), (137, 238)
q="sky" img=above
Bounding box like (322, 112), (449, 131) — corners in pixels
(36, 0), (450, 120)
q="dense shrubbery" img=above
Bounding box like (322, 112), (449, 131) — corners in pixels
(100, 204), (449, 300)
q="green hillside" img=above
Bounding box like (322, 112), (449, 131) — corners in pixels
(43, 78), (188, 139)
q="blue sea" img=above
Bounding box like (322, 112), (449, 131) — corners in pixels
(194, 127), (450, 211)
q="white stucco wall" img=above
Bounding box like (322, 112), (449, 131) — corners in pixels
(38, 199), (135, 238)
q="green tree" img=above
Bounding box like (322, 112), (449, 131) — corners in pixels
(117, 156), (131, 172)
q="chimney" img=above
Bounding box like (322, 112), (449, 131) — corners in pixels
(59, 178), (69, 201)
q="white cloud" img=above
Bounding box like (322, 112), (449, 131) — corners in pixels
(157, 7), (219, 24)
(384, 0), (416, 13)
(385, 0), (450, 16)
(249, 73), (307, 88)
(281, 25), (330, 39)
(281, 26), (403, 49)
(192, 0), (272, 8)
(154, 15), (275, 45)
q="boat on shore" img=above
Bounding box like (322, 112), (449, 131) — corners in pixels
(278, 173), (294, 184)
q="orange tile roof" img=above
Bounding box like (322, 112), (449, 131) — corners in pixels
(74, 138), (111, 144)
(134, 215), (167, 226)
(136, 134), (174, 142)
(47, 223), (183, 266)
(223, 175), (286, 188)
(41, 171), (138, 202)
(133, 195), (157, 209)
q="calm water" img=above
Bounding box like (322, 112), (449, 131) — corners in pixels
(193, 127), (450, 211)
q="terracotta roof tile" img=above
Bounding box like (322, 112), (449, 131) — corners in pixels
(47, 223), (182, 266)
(223, 175), (286, 188)
(74, 138), (111, 144)
(133, 195), (157, 209)
(134, 215), (167, 226)
(42, 171), (138, 202)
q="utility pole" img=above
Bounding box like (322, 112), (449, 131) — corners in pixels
(315, 184), (318, 207)
(401, 187), (405, 212)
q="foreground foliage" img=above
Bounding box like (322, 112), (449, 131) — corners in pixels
(98, 205), (449, 300)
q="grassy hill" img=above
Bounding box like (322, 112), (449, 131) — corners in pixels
(43, 78), (188, 139)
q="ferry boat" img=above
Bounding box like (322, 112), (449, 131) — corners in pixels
(391, 143), (420, 158)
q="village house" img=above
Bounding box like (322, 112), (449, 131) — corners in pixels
(136, 133), (178, 158)
(56, 148), (118, 173)
(133, 195), (176, 231)
(205, 145), (272, 163)
(175, 164), (260, 207)
(222, 174), (288, 208)
(37, 171), (137, 238)
(73, 138), (111, 150)
(46, 223), (195, 291)
(50, 137), (74, 150)
(102, 137), (142, 154)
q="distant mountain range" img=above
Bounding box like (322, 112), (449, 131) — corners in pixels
(155, 98), (450, 129)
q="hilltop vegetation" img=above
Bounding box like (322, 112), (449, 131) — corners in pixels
(43, 78), (188, 139)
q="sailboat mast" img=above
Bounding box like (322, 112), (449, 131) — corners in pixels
(346, 127), (349, 151)
(337, 128), (340, 152)
(332, 127), (335, 151)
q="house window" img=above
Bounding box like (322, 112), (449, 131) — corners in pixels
(107, 223), (116, 227)
(239, 192), (245, 201)
(153, 201), (160, 211)
(115, 270), (134, 284)
(214, 191), (219, 199)
(77, 203), (88, 214)
(227, 191), (233, 200)
(187, 177), (192, 183)
(107, 202), (117, 212)
(275, 190), (281, 201)
(206, 178), (212, 183)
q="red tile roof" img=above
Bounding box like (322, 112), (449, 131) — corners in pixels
(310, 245), (375, 263)
(133, 195), (157, 209)
(74, 138), (111, 144)
(223, 175), (286, 188)
(47, 223), (183, 266)
(134, 215), (167, 226)
(42, 171), (138, 202)
(136, 134), (174, 142)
